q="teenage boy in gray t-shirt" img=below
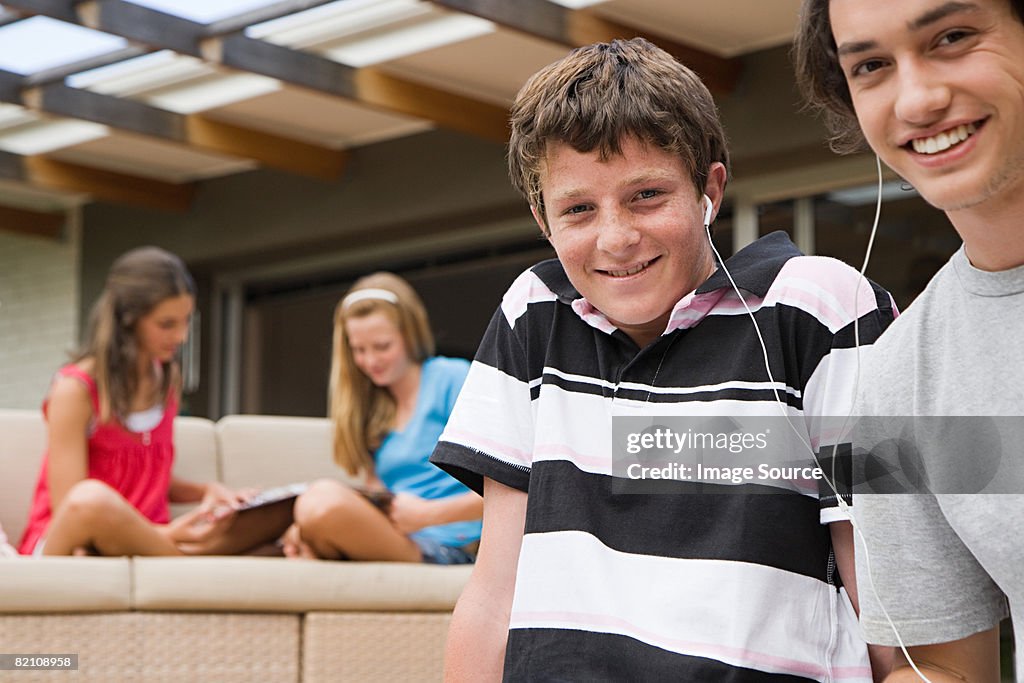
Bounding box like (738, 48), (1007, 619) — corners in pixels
(795, 0), (1024, 680)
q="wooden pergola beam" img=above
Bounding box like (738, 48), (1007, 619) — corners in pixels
(567, 12), (742, 94)
(26, 156), (195, 210)
(159, 0), (336, 40)
(0, 150), (195, 211)
(5, 0), (341, 45)
(352, 69), (508, 144)
(77, 0), (340, 57)
(0, 70), (22, 103)
(1, 0), (78, 23)
(23, 84), (348, 180)
(0, 201), (64, 239)
(10, 0), (511, 143)
(184, 116), (348, 180)
(429, 0), (742, 94)
(212, 34), (510, 143)
(430, 0), (566, 43)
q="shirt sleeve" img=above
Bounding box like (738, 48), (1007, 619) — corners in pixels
(430, 284), (537, 495)
(855, 493), (1008, 645)
(792, 257), (897, 523)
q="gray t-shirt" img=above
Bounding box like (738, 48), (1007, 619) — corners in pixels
(855, 246), (1024, 673)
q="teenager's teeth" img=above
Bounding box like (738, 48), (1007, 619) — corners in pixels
(608, 261), (649, 277)
(911, 123), (977, 154)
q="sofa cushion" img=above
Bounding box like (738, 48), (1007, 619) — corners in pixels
(0, 410), (218, 539)
(216, 415), (358, 490)
(170, 416), (218, 517)
(0, 557), (131, 612)
(132, 557), (472, 612)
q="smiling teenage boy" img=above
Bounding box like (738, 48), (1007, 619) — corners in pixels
(432, 38), (895, 680)
(795, 0), (1024, 680)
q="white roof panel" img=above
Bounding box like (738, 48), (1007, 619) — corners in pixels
(123, 0), (287, 25)
(0, 16), (128, 76)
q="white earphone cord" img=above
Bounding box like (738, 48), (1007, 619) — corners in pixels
(704, 165), (933, 681)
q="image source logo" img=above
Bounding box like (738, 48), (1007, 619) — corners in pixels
(612, 415), (1021, 495)
(613, 416), (828, 495)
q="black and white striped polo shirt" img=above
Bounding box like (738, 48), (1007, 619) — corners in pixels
(432, 231), (895, 681)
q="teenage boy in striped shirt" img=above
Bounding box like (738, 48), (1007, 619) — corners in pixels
(433, 37), (895, 681)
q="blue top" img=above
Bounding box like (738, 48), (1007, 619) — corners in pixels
(376, 356), (480, 547)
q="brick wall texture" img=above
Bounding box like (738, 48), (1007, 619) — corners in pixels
(0, 230), (79, 409)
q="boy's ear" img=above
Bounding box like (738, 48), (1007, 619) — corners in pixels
(702, 162), (728, 213)
(530, 204), (551, 238)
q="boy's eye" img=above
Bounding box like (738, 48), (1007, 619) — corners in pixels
(938, 29), (970, 46)
(852, 59), (885, 76)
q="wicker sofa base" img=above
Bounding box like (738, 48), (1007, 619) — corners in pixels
(0, 612), (299, 683)
(0, 611), (452, 682)
(304, 613), (451, 682)
(0, 411), (468, 682)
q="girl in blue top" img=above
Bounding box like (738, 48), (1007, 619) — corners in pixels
(283, 272), (481, 563)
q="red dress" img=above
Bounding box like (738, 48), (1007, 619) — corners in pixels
(18, 365), (177, 555)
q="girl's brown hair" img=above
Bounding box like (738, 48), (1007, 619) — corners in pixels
(77, 246), (195, 422)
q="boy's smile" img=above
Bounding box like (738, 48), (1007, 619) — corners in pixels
(832, 0), (1024, 213)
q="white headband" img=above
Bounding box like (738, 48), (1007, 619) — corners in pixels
(342, 288), (399, 309)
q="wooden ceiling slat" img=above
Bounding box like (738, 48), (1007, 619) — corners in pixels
(216, 34), (510, 143)
(353, 69), (508, 144)
(26, 84), (182, 138)
(87, 0), (205, 57)
(0, 151), (195, 210)
(0, 202), (64, 239)
(429, 0), (567, 44)
(10, 0), (513, 144)
(567, 12), (742, 94)
(24, 84), (348, 180)
(1, 0), (77, 23)
(429, 0), (742, 94)
(0, 70), (23, 103)
(25, 156), (195, 210)
(1, 0), (748, 210)
(184, 115), (348, 180)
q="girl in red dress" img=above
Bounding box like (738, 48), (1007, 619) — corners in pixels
(19, 247), (288, 556)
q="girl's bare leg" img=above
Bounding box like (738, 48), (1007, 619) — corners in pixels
(292, 479), (421, 562)
(42, 479), (181, 556)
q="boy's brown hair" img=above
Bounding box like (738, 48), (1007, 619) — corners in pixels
(508, 37), (730, 232)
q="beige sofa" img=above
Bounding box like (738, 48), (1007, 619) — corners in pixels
(0, 409), (471, 682)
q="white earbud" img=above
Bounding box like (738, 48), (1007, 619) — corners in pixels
(702, 194), (714, 227)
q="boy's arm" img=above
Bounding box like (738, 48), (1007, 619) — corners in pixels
(445, 477), (526, 682)
(831, 521), (895, 681)
(886, 628), (1000, 682)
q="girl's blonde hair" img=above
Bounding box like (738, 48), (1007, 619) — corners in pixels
(76, 246), (195, 422)
(329, 272), (434, 475)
